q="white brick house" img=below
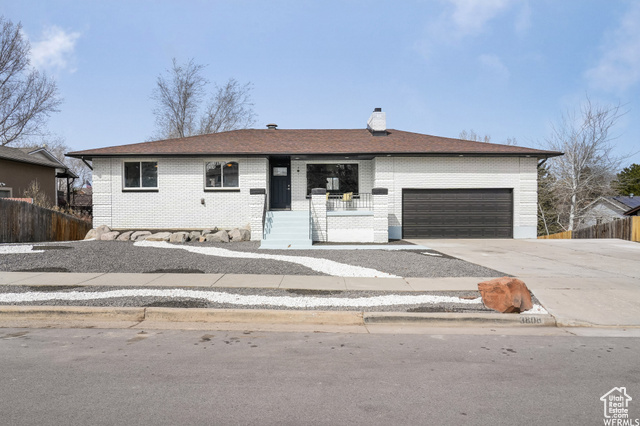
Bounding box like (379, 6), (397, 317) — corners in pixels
(67, 109), (562, 245)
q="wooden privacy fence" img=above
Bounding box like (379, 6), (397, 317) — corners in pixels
(538, 216), (640, 242)
(538, 230), (572, 240)
(0, 199), (92, 243)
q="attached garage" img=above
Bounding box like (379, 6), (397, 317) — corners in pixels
(402, 188), (513, 239)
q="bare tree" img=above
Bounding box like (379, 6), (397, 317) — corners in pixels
(152, 58), (207, 139)
(537, 164), (563, 236)
(545, 98), (626, 231)
(15, 135), (92, 190)
(459, 129), (491, 143)
(151, 58), (255, 139)
(199, 79), (255, 134)
(0, 17), (61, 146)
(459, 129), (517, 145)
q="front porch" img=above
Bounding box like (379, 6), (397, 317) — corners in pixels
(251, 187), (389, 248)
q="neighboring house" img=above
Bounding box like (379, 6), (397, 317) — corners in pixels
(0, 145), (77, 206)
(624, 204), (640, 217)
(67, 109), (562, 245)
(582, 195), (640, 227)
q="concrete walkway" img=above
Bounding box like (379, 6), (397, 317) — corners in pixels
(0, 271), (490, 291)
(417, 238), (640, 327)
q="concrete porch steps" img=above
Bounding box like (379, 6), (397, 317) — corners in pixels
(260, 210), (313, 249)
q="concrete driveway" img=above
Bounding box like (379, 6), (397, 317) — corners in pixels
(411, 238), (640, 327)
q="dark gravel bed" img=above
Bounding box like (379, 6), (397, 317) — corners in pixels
(0, 285), (527, 313)
(0, 241), (507, 278)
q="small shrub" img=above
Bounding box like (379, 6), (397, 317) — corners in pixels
(22, 180), (51, 208)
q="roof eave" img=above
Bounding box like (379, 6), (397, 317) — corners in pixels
(0, 155), (62, 169)
(67, 151), (563, 160)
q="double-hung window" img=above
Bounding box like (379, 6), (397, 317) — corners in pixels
(205, 161), (239, 189)
(124, 161), (158, 189)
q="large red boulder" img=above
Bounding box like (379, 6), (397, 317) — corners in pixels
(478, 277), (533, 313)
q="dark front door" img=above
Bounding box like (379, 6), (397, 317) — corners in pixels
(270, 158), (291, 210)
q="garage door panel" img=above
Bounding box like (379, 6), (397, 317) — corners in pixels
(402, 189), (513, 239)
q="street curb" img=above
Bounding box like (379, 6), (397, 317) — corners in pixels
(364, 312), (557, 327)
(0, 306), (557, 327)
(0, 306), (145, 322)
(144, 308), (365, 325)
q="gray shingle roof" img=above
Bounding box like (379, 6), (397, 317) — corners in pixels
(612, 196), (640, 209)
(0, 145), (65, 169)
(67, 128), (563, 159)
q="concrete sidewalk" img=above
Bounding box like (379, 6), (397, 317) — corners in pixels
(0, 271), (493, 291)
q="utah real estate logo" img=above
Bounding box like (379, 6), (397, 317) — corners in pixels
(601, 387), (639, 425)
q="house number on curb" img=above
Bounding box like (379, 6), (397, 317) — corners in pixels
(520, 317), (542, 324)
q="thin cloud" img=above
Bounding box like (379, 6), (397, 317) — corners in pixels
(448, 0), (514, 37)
(416, 0), (517, 60)
(585, 2), (640, 92)
(514, 1), (532, 36)
(30, 26), (81, 72)
(479, 54), (510, 81)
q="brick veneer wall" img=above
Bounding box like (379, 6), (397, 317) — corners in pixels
(310, 188), (327, 242)
(92, 157), (268, 229)
(327, 213), (375, 242)
(373, 156), (538, 239)
(249, 189), (266, 241)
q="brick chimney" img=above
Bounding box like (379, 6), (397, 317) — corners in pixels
(367, 108), (387, 136)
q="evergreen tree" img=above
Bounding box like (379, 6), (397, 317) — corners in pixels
(613, 163), (640, 196)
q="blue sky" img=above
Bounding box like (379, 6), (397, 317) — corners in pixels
(3, 0), (640, 164)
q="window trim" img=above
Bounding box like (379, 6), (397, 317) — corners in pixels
(203, 160), (240, 191)
(122, 160), (159, 191)
(0, 187), (13, 198)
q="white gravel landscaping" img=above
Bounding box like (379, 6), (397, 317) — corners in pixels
(0, 288), (479, 307)
(0, 245), (44, 254)
(0, 288), (548, 313)
(135, 240), (399, 278)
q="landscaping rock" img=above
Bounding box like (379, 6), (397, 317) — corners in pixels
(198, 236), (206, 242)
(116, 231), (134, 241)
(100, 231), (120, 241)
(84, 229), (97, 240)
(169, 232), (189, 243)
(229, 228), (251, 242)
(202, 229), (212, 236)
(130, 231), (152, 242)
(205, 230), (229, 243)
(189, 231), (201, 242)
(478, 277), (533, 313)
(228, 228), (242, 242)
(95, 225), (111, 240)
(145, 232), (172, 242)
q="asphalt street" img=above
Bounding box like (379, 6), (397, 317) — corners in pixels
(1, 327), (638, 425)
